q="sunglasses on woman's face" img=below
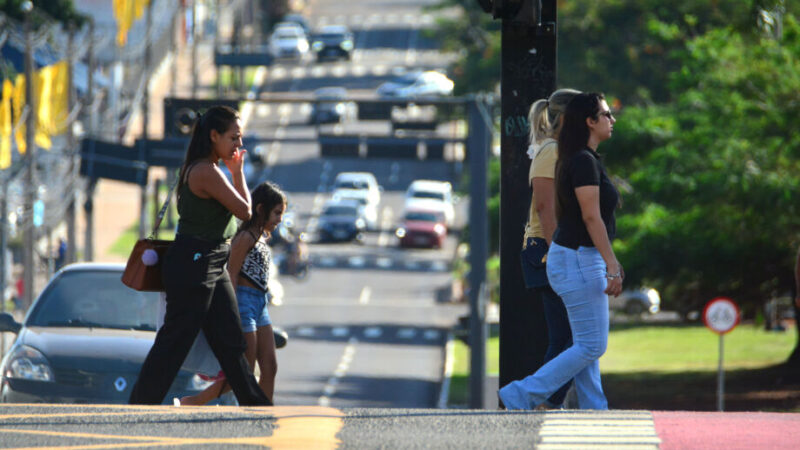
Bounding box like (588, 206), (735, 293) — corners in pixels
(598, 110), (614, 120)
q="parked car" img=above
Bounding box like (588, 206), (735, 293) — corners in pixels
(609, 287), (661, 316)
(396, 209), (448, 249)
(309, 87), (356, 124)
(317, 199), (367, 243)
(268, 25), (310, 60)
(0, 263), (211, 404)
(332, 172), (381, 206)
(332, 187), (378, 230)
(311, 25), (354, 61)
(376, 70), (455, 98)
(404, 179), (455, 227)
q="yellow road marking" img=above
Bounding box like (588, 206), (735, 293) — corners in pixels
(0, 406), (344, 449)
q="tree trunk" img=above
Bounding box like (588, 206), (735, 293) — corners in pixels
(785, 286), (800, 367)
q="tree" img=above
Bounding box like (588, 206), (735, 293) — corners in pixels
(0, 0), (86, 27)
(610, 14), (800, 341)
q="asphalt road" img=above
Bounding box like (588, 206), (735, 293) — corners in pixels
(237, 0), (467, 410)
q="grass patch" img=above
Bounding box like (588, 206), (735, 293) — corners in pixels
(447, 323), (799, 410)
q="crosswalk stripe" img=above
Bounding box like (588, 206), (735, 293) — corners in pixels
(537, 411), (660, 450)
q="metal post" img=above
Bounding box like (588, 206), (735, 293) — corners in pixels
(22, 1), (36, 309)
(498, 0), (557, 390)
(65, 26), (77, 264)
(139, 2), (153, 239)
(717, 334), (725, 411)
(191, 0), (198, 96)
(0, 178), (7, 313)
(83, 20), (96, 261)
(468, 96), (491, 409)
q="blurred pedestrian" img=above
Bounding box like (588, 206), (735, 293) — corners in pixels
(179, 182), (286, 405)
(129, 105), (271, 406)
(55, 238), (67, 270)
(518, 88), (580, 409)
(500, 92), (622, 410)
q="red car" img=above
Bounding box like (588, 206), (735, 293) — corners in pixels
(396, 209), (447, 249)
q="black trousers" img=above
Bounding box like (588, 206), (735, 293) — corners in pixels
(129, 235), (272, 406)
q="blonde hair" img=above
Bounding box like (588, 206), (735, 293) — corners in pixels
(528, 88), (582, 145)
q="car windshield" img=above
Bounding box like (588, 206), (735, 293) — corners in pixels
(319, 33), (346, 40)
(392, 73), (420, 86)
(336, 180), (369, 190)
(27, 270), (160, 331)
(412, 191), (445, 201)
(324, 206), (358, 216)
(406, 212), (440, 222)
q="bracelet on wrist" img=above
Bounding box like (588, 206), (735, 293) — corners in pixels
(606, 271), (622, 279)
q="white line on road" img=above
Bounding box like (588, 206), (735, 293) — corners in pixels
(318, 337), (358, 407)
(377, 207), (394, 247)
(358, 286), (372, 305)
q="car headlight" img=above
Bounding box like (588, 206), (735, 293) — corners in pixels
(298, 41), (309, 52)
(340, 40), (353, 51)
(355, 219), (366, 229)
(312, 41), (324, 51)
(187, 373), (215, 391)
(4, 345), (54, 382)
(396, 228), (406, 238)
(434, 224), (446, 235)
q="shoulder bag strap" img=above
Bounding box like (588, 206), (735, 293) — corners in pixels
(148, 171), (180, 239)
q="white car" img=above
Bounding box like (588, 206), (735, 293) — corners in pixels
(268, 26), (310, 60)
(376, 70), (455, 98)
(404, 179), (455, 226)
(333, 188), (378, 230)
(332, 172), (381, 207)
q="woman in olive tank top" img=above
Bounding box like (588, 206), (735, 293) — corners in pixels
(129, 106), (271, 406)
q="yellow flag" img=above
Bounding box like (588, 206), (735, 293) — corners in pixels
(50, 61), (70, 135)
(13, 74), (26, 155)
(35, 65), (52, 149)
(114, 0), (149, 47)
(1, 79), (13, 169)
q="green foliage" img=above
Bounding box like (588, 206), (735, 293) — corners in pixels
(611, 14), (800, 316)
(0, 0), (87, 27)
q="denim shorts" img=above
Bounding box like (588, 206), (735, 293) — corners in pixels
(236, 285), (271, 333)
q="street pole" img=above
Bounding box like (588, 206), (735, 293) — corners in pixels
(22, 0), (36, 309)
(139, 2), (153, 239)
(191, 0), (198, 97)
(467, 96), (492, 409)
(83, 19), (96, 262)
(66, 25), (77, 264)
(496, 1), (557, 391)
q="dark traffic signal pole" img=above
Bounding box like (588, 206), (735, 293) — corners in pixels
(476, 0), (558, 401)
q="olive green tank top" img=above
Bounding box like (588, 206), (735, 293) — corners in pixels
(176, 181), (237, 242)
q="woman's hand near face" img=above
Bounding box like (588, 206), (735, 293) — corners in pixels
(224, 148), (247, 176)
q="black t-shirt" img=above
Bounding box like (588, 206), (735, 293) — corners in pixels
(553, 148), (619, 249)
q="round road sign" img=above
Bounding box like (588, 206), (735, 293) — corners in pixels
(703, 297), (740, 334)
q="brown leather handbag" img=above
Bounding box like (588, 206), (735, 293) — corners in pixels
(121, 178), (178, 291)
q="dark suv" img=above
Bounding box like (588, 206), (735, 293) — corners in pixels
(312, 25), (354, 62)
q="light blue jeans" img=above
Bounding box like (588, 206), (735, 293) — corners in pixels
(499, 243), (609, 410)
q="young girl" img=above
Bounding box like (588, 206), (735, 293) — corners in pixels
(179, 181), (287, 405)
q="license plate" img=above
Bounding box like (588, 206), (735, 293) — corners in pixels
(413, 236), (428, 245)
(333, 230), (348, 239)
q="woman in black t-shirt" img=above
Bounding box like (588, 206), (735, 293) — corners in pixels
(499, 93), (622, 410)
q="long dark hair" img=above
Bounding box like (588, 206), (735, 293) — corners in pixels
(178, 105), (240, 190)
(239, 181), (287, 235)
(555, 93), (605, 218)
(557, 92), (605, 165)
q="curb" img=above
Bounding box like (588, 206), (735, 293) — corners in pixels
(437, 331), (455, 409)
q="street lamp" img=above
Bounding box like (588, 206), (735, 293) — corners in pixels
(22, 0), (37, 310)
